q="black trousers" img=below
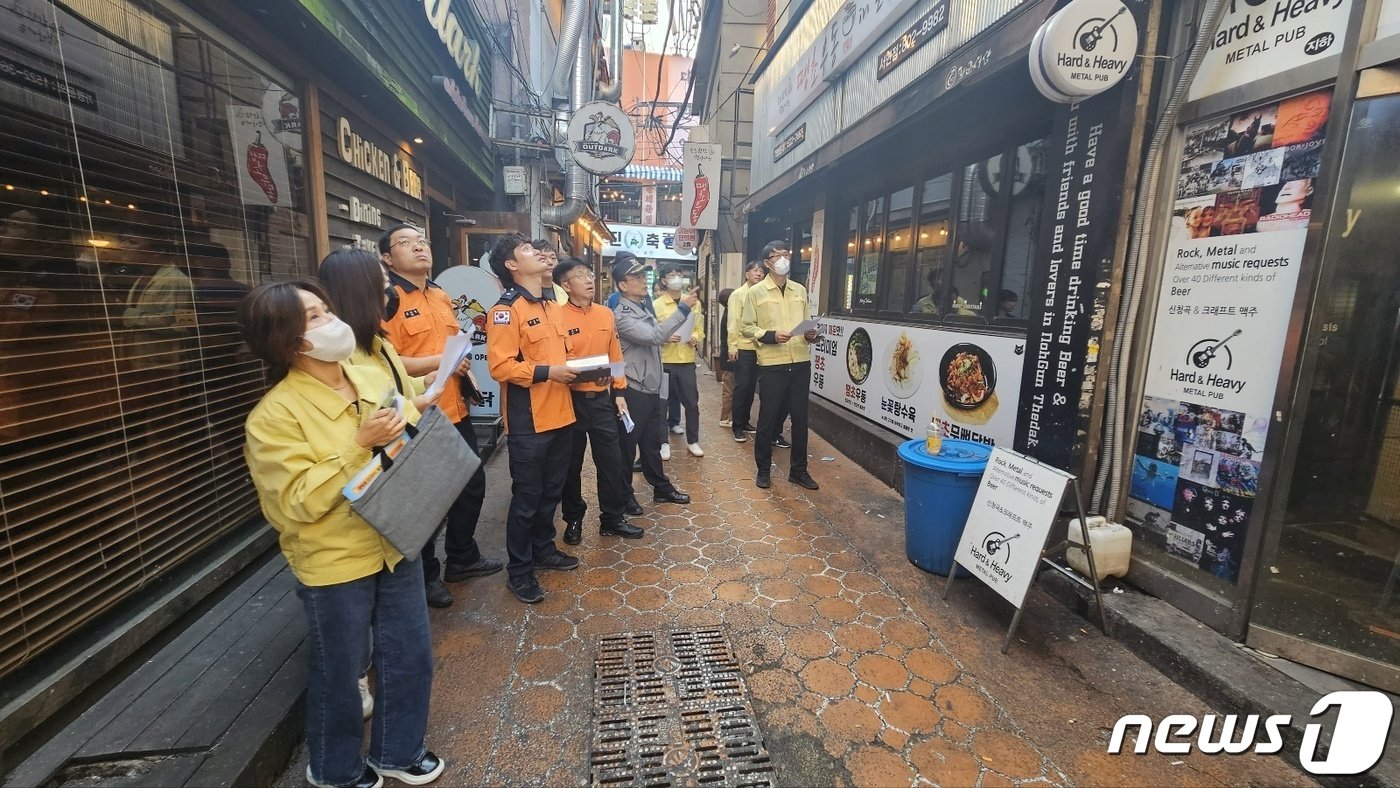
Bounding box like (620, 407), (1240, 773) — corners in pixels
(731, 350), (758, 430)
(755, 362), (811, 477)
(618, 388), (677, 499)
(422, 419), (486, 582)
(663, 363), (700, 443)
(504, 427), (571, 579)
(562, 391), (629, 527)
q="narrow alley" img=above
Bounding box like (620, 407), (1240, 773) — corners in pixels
(276, 372), (1309, 787)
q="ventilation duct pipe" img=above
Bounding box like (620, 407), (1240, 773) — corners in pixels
(551, 0), (591, 98)
(540, 29), (594, 227)
(1090, 0), (1231, 514)
(596, 0), (624, 102)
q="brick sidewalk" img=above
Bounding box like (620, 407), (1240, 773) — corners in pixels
(279, 368), (1311, 787)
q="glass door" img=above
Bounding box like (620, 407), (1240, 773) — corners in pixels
(1250, 85), (1400, 690)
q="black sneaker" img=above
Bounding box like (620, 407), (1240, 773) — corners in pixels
(307, 765), (382, 788)
(625, 499), (645, 516)
(773, 435), (791, 449)
(443, 557), (503, 582)
(653, 489), (690, 505)
(536, 551), (580, 571)
(508, 574), (545, 603)
(563, 521), (582, 545)
(756, 472), (771, 489)
(788, 472), (820, 490)
(424, 579), (453, 608)
(733, 430), (748, 443)
(372, 751), (446, 785)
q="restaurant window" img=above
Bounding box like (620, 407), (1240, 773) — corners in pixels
(995, 141), (1048, 323)
(830, 136), (1046, 330)
(599, 182), (642, 223)
(911, 173), (953, 317)
(0, 0), (311, 680)
(880, 186), (916, 313)
(855, 195), (885, 310)
(657, 183), (683, 226)
(839, 206), (858, 311)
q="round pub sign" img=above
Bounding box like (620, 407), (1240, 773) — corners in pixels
(567, 101), (636, 175)
(1031, 0), (1137, 103)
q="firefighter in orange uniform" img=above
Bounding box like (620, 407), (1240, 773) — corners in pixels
(554, 257), (645, 547)
(485, 234), (579, 604)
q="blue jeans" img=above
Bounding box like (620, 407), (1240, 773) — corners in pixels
(297, 557), (433, 786)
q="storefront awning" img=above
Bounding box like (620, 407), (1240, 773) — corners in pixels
(607, 164), (683, 183)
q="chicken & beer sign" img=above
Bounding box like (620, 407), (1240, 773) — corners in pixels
(566, 101), (635, 175)
(1030, 0), (1138, 103)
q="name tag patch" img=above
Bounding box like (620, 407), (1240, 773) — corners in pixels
(527, 318), (541, 327)
(493, 311), (511, 325)
(403, 308), (421, 319)
(568, 327), (581, 335)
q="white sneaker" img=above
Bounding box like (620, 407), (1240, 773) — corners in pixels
(718, 419), (732, 428)
(670, 424), (685, 434)
(359, 675), (373, 720)
(687, 443), (704, 457)
(660, 443), (671, 461)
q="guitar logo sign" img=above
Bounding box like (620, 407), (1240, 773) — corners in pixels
(1188, 329), (1242, 370)
(1030, 0), (1137, 103)
(982, 532), (1020, 564)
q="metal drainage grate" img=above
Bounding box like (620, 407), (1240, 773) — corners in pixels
(591, 628), (775, 787)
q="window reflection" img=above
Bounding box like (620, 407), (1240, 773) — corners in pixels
(997, 141), (1047, 321)
(880, 186), (915, 312)
(841, 207), (857, 311)
(856, 196), (885, 308)
(912, 174), (952, 316)
(950, 154), (1002, 318)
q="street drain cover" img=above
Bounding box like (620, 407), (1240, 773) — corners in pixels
(591, 628), (775, 787)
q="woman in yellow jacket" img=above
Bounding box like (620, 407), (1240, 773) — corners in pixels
(240, 280), (444, 788)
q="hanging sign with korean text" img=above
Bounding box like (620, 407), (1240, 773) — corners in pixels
(682, 142), (721, 230)
(767, 0), (922, 136)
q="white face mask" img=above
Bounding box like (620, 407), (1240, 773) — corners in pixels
(665, 275), (683, 292)
(770, 256), (791, 276)
(301, 316), (357, 362)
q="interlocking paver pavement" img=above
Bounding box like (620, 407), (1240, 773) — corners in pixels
(278, 370), (1312, 787)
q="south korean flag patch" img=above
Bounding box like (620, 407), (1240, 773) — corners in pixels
(493, 310), (511, 325)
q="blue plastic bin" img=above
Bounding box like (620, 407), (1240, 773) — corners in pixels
(898, 438), (992, 577)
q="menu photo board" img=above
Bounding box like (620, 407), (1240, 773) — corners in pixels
(810, 317), (1023, 446)
(1129, 89), (1331, 583)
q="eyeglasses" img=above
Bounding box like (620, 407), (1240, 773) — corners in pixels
(390, 237), (430, 250)
(567, 272), (596, 284)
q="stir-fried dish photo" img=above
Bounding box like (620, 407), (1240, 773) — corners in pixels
(945, 350), (991, 406)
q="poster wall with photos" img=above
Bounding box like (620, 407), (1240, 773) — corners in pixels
(1129, 89), (1331, 584)
(810, 317), (1024, 446)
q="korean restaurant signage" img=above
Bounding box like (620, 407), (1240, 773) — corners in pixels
(774, 124), (807, 162)
(1030, 0), (1138, 103)
(568, 101), (636, 175)
(810, 317), (1023, 447)
(605, 224), (697, 260)
(1015, 0), (1147, 473)
(877, 0), (950, 80)
(1187, 0), (1349, 101)
(337, 117), (424, 200)
(422, 0), (487, 99)
(766, 0), (921, 136)
(682, 142), (721, 230)
(1128, 89), (1331, 584)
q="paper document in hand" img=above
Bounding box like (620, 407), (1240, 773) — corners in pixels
(620, 410), (636, 433)
(567, 354), (614, 385)
(673, 310), (696, 343)
(425, 334), (472, 399)
(790, 319), (819, 335)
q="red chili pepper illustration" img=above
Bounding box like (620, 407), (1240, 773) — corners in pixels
(690, 164), (710, 226)
(246, 131), (278, 204)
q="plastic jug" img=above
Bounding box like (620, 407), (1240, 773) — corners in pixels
(1066, 516), (1132, 580)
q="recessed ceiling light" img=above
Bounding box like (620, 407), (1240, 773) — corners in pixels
(413, 137), (424, 144)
